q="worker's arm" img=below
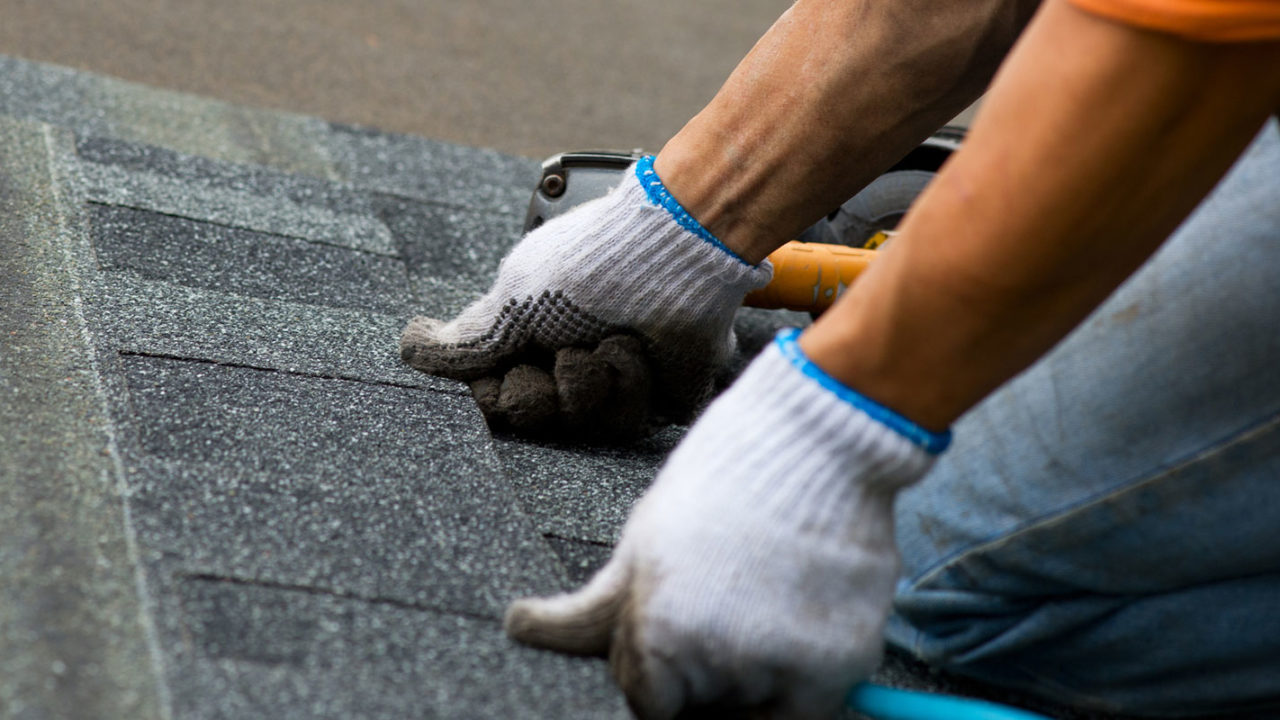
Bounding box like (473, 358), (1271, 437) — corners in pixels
(402, 0), (1041, 440)
(800, 0), (1280, 430)
(504, 2), (1280, 718)
(659, 0), (1040, 264)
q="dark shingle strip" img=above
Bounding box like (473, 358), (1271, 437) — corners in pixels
(375, 192), (524, 317)
(493, 428), (683, 545)
(327, 121), (539, 213)
(90, 204), (412, 315)
(119, 354), (564, 619)
(76, 156), (397, 257)
(160, 578), (629, 719)
(94, 274), (456, 393)
(77, 135), (381, 219)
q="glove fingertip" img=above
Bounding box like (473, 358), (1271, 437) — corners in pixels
(400, 315), (443, 344)
(554, 346), (611, 419)
(399, 316), (440, 363)
(503, 596), (549, 642)
(593, 335), (656, 440)
(497, 364), (559, 432)
(503, 594), (614, 657)
(469, 376), (504, 426)
(504, 559), (631, 656)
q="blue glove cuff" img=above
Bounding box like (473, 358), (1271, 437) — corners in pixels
(634, 155), (753, 268)
(774, 328), (952, 454)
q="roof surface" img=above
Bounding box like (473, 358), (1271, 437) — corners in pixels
(0, 55), (1126, 720)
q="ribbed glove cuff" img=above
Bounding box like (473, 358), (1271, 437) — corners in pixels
(657, 329), (949, 534)
(772, 328), (952, 453)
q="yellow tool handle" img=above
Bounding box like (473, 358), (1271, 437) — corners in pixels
(743, 241), (878, 313)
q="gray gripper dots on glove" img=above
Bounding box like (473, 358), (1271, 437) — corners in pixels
(401, 290), (617, 382)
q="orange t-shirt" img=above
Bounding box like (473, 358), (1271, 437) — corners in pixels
(1069, 0), (1280, 41)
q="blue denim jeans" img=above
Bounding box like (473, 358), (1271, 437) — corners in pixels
(887, 119), (1280, 717)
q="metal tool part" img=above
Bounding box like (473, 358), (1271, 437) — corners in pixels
(524, 150), (646, 233)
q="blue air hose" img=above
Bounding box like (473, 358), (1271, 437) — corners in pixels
(848, 683), (1053, 720)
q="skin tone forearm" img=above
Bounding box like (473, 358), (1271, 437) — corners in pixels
(799, 0), (1280, 431)
(655, 0), (1040, 265)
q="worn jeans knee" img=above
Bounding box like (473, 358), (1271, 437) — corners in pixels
(887, 121), (1280, 716)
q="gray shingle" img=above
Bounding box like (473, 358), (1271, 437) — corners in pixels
(90, 204), (412, 314)
(76, 150), (397, 256)
(543, 536), (615, 586)
(494, 428), (683, 545)
(77, 135), (377, 218)
(0, 115), (165, 720)
(95, 274), (457, 393)
(327, 121), (539, 213)
(375, 193), (524, 318)
(118, 354), (563, 618)
(160, 578), (628, 719)
(0, 56), (537, 209)
(0, 55), (340, 180)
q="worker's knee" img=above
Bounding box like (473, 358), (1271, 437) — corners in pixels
(888, 572), (1280, 717)
(881, 120), (1280, 715)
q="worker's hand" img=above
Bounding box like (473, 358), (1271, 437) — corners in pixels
(505, 329), (949, 718)
(400, 158), (772, 442)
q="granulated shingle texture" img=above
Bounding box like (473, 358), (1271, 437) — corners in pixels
(90, 204), (412, 313)
(119, 353), (562, 618)
(0, 55), (630, 718)
(494, 428), (684, 545)
(77, 135), (377, 219)
(327, 121), (537, 213)
(374, 192), (525, 318)
(0, 112), (165, 720)
(77, 140), (397, 256)
(166, 578), (627, 720)
(95, 274), (455, 392)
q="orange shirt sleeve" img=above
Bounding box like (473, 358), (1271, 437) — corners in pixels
(1068, 0), (1280, 41)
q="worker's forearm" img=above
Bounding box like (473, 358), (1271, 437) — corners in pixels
(800, 0), (1280, 431)
(654, 0), (1039, 264)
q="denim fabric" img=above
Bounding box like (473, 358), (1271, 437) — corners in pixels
(887, 119), (1280, 717)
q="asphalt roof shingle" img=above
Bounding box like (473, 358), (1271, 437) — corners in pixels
(0, 54), (629, 719)
(0, 112), (165, 720)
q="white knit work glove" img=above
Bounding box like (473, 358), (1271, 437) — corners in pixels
(401, 157), (772, 442)
(505, 328), (951, 719)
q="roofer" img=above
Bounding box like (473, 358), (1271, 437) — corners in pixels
(400, 0), (1280, 716)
